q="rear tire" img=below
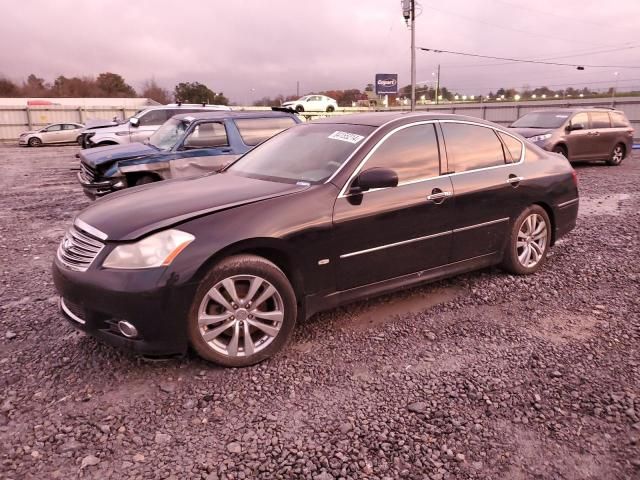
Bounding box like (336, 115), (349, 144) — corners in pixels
(187, 254), (298, 367)
(500, 205), (551, 275)
(76, 136), (83, 146)
(326, 105), (335, 112)
(28, 137), (42, 147)
(134, 175), (156, 186)
(606, 143), (625, 166)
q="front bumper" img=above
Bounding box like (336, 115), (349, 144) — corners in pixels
(52, 258), (197, 356)
(77, 172), (127, 199)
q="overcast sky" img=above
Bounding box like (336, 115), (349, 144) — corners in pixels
(1, 0), (639, 102)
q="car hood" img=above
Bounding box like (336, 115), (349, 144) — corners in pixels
(508, 127), (553, 138)
(281, 101), (296, 106)
(80, 143), (158, 168)
(20, 130), (38, 136)
(76, 172), (310, 241)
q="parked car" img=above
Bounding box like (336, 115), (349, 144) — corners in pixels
(281, 95), (338, 112)
(509, 107), (634, 166)
(77, 111), (300, 198)
(53, 112), (578, 367)
(79, 104), (231, 149)
(19, 123), (84, 147)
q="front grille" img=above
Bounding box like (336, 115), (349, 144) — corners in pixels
(57, 226), (105, 271)
(79, 162), (96, 182)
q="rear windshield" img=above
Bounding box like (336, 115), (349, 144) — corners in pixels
(235, 117), (297, 146)
(610, 112), (630, 127)
(228, 123), (374, 184)
(511, 112), (570, 129)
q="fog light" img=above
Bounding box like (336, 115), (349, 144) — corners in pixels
(117, 321), (138, 338)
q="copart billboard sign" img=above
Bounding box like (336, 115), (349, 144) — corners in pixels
(375, 74), (398, 95)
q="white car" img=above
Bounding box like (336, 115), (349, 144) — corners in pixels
(80, 104), (231, 148)
(19, 123), (85, 147)
(281, 95), (338, 113)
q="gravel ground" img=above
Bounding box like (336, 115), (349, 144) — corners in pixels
(0, 145), (639, 480)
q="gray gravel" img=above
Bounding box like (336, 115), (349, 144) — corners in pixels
(1, 145), (639, 479)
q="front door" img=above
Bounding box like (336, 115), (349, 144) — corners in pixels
(439, 121), (525, 262)
(564, 112), (593, 160)
(170, 121), (236, 178)
(40, 124), (64, 143)
(333, 122), (455, 291)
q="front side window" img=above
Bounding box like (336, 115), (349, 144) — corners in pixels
(361, 124), (440, 183)
(183, 122), (228, 148)
(138, 109), (169, 126)
(570, 113), (589, 129)
(590, 111), (611, 129)
(148, 118), (190, 150)
(228, 123), (374, 184)
(442, 123), (506, 173)
(235, 117), (297, 146)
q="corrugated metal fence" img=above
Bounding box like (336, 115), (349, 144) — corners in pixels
(1, 96), (639, 141)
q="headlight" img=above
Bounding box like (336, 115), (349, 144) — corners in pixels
(102, 229), (194, 269)
(528, 133), (552, 143)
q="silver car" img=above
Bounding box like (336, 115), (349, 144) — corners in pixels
(19, 123), (85, 147)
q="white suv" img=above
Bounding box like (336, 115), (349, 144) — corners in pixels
(281, 95), (338, 113)
(80, 104), (231, 148)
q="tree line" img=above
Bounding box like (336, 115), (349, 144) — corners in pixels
(0, 73), (229, 105)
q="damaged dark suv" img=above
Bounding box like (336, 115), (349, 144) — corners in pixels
(77, 111), (300, 198)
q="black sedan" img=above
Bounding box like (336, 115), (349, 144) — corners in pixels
(53, 112), (579, 367)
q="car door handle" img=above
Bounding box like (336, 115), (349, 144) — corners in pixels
(220, 148), (233, 153)
(506, 176), (524, 184)
(427, 191), (452, 201)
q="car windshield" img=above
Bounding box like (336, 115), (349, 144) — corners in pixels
(148, 118), (190, 150)
(511, 112), (571, 129)
(227, 123), (374, 184)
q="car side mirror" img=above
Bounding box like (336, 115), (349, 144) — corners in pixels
(352, 167), (398, 193)
(567, 123), (583, 131)
(130, 117), (140, 128)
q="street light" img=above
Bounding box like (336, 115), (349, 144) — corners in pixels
(514, 94), (521, 101)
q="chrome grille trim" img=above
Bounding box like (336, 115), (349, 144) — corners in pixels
(79, 162), (96, 182)
(57, 225), (105, 272)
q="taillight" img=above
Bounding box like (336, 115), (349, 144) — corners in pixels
(571, 169), (578, 186)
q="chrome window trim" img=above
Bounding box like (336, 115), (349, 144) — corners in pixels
(340, 230), (451, 259)
(74, 218), (108, 240)
(453, 217), (510, 233)
(337, 119), (526, 198)
(60, 298), (86, 325)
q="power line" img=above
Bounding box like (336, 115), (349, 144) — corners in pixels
(419, 46), (640, 69)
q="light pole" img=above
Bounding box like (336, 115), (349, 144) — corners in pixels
(402, 0), (416, 111)
(611, 72), (620, 106)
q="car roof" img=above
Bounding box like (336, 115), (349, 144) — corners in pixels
(310, 111), (502, 128)
(525, 107), (625, 114)
(172, 111), (297, 121)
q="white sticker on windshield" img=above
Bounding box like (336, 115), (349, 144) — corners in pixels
(555, 115), (569, 118)
(328, 131), (365, 144)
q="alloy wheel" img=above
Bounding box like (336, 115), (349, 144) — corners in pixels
(516, 213), (548, 268)
(611, 145), (624, 164)
(197, 275), (284, 358)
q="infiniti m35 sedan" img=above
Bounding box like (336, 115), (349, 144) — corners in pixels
(53, 112), (579, 367)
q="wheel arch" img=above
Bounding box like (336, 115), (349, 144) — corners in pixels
(193, 238), (305, 303)
(553, 142), (568, 157)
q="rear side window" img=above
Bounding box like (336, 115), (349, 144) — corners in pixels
(590, 111), (611, 129)
(497, 132), (523, 163)
(610, 112), (630, 127)
(138, 109), (169, 126)
(235, 117), (297, 146)
(183, 122), (228, 148)
(442, 123), (506, 173)
(363, 123), (440, 183)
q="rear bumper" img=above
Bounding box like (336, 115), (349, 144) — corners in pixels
(554, 197), (579, 242)
(52, 259), (197, 356)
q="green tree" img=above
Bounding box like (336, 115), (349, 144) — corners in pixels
(0, 76), (20, 96)
(174, 82), (216, 104)
(96, 72), (136, 97)
(22, 74), (49, 97)
(141, 78), (171, 104)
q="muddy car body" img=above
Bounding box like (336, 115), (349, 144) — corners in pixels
(77, 111), (300, 198)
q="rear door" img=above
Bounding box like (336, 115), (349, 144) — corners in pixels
(333, 122), (455, 290)
(169, 121), (234, 178)
(588, 111), (614, 159)
(61, 124), (80, 142)
(440, 121), (525, 262)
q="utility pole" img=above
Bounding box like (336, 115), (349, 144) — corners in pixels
(402, 0), (416, 111)
(410, 0), (416, 111)
(435, 64), (440, 105)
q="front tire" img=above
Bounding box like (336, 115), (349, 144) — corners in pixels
(606, 143), (625, 166)
(28, 137), (42, 147)
(295, 105), (304, 113)
(134, 175), (156, 186)
(500, 205), (551, 275)
(188, 255), (297, 367)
